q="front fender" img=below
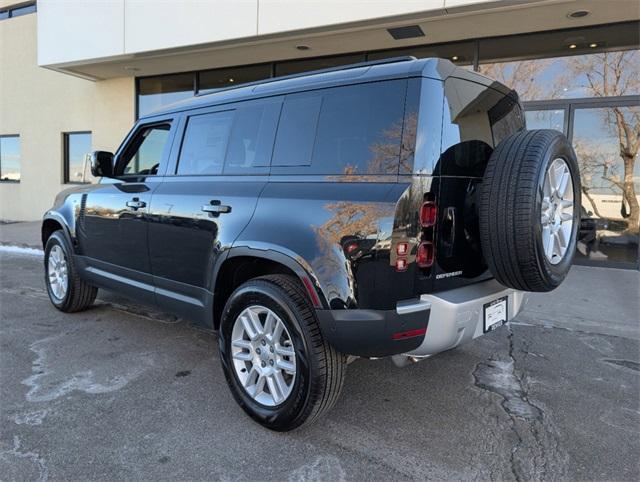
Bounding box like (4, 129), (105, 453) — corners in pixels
(42, 185), (88, 251)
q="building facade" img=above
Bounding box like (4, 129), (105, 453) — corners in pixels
(1, 0), (638, 268)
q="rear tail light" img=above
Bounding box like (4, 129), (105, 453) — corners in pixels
(344, 241), (359, 254)
(395, 258), (408, 271)
(420, 201), (437, 227)
(416, 241), (434, 268)
(396, 242), (409, 256)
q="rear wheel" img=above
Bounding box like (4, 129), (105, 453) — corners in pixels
(219, 274), (346, 431)
(479, 129), (581, 292)
(44, 231), (97, 312)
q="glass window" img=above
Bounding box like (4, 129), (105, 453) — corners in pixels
(224, 100), (281, 174)
(573, 105), (639, 266)
(11, 3), (36, 17)
(479, 50), (640, 101)
(272, 95), (322, 167)
(273, 80), (407, 175)
(138, 73), (194, 117)
(312, 81), (406, 175)
(0, 136), (20, 182)
(177, 112), (235, 175)
(441, 78), (524, 155)
(275, 54), (365, 77)
(525, 109), (565, 132)
(118, 124), (171, 176)
(478, 22), (639, 101)
(64, 132), (92, 183)
(198, 64), (272, 94)
(368, 41), (475, 67)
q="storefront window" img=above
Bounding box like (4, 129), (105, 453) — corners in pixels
(138, 73), (195, 117)
(479, 50), (639, 101)
(275, 54), (365, 77)
(368, 41), (475, 68)
(525, 109), (565, 132)
(198, 64), (272, 94)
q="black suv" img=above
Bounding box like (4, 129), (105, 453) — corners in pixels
(42, 57), (580, 431)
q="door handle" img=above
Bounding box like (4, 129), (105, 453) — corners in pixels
(201, 200), (231, 217)
(126, 197), (146, 210)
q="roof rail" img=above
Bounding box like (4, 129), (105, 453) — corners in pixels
(194, 56), (418, 97)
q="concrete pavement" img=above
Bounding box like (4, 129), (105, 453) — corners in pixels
(0, 222), (638, 480)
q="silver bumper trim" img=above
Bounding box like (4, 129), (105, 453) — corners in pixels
(396, 299), (432, 315)
(405, 279), (529, 357)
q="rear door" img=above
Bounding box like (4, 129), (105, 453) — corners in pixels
(147, 97), (282, 322)
(79, 118), (176, 303)
(433, 76), (525, 291)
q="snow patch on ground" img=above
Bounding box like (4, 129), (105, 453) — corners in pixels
(22, 335), (154, 403)
(12, 409), (49, 426)
(288, 455), (346, 482)
(0, 245), (43, 256)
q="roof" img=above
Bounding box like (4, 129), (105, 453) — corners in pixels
(141, 57), (464, 118)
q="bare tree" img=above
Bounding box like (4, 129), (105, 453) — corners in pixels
(566, 51), (640, 233)
(481, 51), (639, 233)
(478, 58), (557, 101)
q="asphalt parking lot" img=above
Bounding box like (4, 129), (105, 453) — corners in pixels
(1, 248), (639, 481)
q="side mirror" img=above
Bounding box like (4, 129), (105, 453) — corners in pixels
(90, 151), (114, 178)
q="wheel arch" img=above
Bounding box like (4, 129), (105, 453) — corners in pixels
(212, 245), (327, 330)
(42, 213), (74, 250)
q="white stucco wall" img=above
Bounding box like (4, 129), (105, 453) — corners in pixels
(37, 0), (495, 66)
(1, 13), (134, 221)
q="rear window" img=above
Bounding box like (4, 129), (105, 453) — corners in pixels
(272, 80), (407, 175)
(438, 78), (524, 177)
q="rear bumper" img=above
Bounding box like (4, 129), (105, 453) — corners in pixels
(316, 302), (430, 357)
(316, 279), (528, 358)
(406, 279), (528, 357)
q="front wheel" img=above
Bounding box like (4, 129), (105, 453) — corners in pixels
(44, 230), (97, 312)
(218, 275), (346, 431)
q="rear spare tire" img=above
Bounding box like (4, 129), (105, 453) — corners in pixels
(479, 129), (581, 292)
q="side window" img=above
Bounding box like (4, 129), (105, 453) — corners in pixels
(118, 124), (171, 176)
(224, 100), (281, 174)
(312, 81), (405, 175)
(177, 111), (234, 175)
(272, 95), (322, 167)
(272, 80), (406, 175)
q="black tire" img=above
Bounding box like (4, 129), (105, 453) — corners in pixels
(44, 230), (98, 312)
(218, 274), (346, 431)
(479, 129), (581, 292)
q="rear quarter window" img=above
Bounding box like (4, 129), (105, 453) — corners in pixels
(272, 80), (407, 176)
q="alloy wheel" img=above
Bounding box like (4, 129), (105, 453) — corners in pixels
(541, 157), (574, 265)
(230, 305), (297, 406)
(47, 244), (69, 299)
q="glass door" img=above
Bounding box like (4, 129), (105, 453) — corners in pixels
(524, 99), (639, 269)
(525, 108), (566, 133)
(571, 103), (639, 268)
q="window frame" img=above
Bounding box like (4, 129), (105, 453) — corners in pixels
(62, 131), (92, 185)
(114, 118), (176, 180)
(0, 2), (36, 21)
(0, 134), (21, 183)
(174, 108), (236, 176)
